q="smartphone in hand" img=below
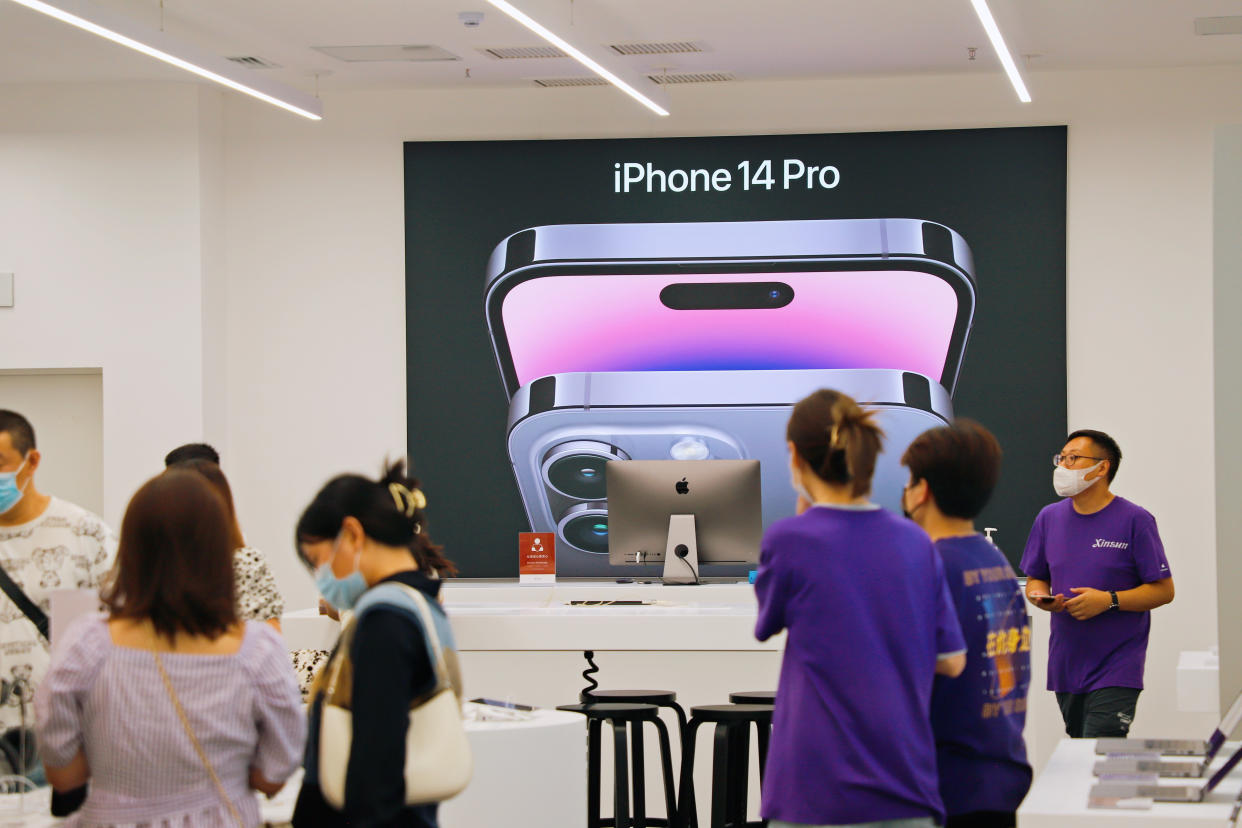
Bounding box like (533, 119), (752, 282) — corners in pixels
(1029, 592), (1058, 606)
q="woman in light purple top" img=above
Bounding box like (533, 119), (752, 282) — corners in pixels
(35, 468), (305, 827)
(755, 389), (967, 828)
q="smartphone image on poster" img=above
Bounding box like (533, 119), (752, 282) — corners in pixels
(506, 368), (952, 576)
(484, 218), (976, 398)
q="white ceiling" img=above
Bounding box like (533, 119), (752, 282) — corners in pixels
(1, 0), (1241, 105)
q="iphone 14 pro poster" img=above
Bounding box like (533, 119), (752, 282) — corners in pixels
(405, 126), (1066, 576)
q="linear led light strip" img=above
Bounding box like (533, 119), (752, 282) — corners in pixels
(9, 0), (323, 120)
(969, 0), (1031, 103)
(486, 0), (669, 116)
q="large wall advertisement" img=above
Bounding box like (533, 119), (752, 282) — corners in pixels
(405, 127), (1067, 577)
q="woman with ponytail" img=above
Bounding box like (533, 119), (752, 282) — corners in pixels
(754, 389), (967, 828)
(291, 460), (461, 828)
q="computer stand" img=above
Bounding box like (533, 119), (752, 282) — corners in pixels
(662, 514), (701, 585)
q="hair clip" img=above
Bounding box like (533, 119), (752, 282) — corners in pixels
(388, 483), (427, 518)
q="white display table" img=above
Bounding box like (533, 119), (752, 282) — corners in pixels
(259, 708), (586, 827)
(1018, 738), (1242, 827)
(281, 581), (780, 824)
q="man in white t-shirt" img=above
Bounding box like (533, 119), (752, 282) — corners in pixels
(0, 409), (116, 759)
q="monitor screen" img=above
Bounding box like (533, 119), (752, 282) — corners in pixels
(604, 459), (763, 573)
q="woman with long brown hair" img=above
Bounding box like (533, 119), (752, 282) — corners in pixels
(35, 468), (304, 826)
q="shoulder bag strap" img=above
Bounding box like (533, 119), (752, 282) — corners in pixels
(395, 585), (449, 690)
(153, 651), (244, 828)
(0, 564), (48, 641)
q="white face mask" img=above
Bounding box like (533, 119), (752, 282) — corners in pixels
(1053, 461), (1103, 498)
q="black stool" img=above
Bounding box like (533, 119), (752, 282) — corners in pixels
(584, 688), (690, 738)
(727, 691), (775, 705)
(680, 704), (773, 828)
(579, 652), (690, 736)
(558, 702), (681, 828)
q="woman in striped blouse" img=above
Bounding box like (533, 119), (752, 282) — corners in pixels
(35, 467), (305, 826)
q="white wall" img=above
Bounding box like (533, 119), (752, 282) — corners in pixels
(1215, 125), (1242, 717)
(0, 370), (103, 516)
(1, 63), (1237, 763)
(0, 84), (211, 522)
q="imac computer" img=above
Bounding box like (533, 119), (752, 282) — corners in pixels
(606, 459), (762, 584)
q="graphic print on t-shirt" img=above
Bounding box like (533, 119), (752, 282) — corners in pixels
(964, 562), (1031, 718)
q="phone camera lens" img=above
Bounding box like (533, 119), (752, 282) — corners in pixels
(542, 441), (630, 500)
(558, 502), (609, 554)
(769, 289), (781, 300)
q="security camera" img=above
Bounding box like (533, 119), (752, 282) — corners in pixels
(459, 11), (484, 28)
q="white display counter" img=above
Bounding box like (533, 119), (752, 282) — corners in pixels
(276, 579), (1070, 824)
(1018, 738), (1242, 827)
(258, 708), (586, 827)
(283, 580), (781, 823)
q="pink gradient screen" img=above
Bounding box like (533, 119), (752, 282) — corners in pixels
(501, 271), (960, 386)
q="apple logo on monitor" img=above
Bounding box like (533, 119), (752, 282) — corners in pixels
(675, 478), (689, 495)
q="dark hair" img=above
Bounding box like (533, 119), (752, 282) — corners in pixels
(102, 468), (237, 641)
(902, 419), (1002, 519)
(165, 443), (220, 467)
(296, 459), (458, 577)
(177, 460), (246, 550)
(786, 389), (884, 498)
(1066, 429), (1122, 483)
(0, 410), (36, 456)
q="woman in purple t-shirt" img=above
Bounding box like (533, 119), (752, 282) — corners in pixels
(755, 389), (967, 828)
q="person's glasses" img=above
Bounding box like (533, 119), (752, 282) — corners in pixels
(1052, 453), (1103, 468)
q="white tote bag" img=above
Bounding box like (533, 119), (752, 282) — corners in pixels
(318, 585), (472, 808)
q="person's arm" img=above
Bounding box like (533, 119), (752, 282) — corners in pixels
(753, 532), (788, 641)
(346, 608), (435, 826)
(1020, 511), (1063, 611)
(936, 652), (967, 677)
(931, 542), (967, 678)
(34, 617), (105, 792)
(1025, 577), (1066, 612)
(1065, 578), (1174, 620)
(247, 625), (306, 796)
(45, 751), (89, 791)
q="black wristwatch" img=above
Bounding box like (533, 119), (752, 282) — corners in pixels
(1108, 590), (1119, 611)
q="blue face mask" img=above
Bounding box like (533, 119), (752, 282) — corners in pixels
(0, 460), (28, 516)
(314, 539), (368, 611)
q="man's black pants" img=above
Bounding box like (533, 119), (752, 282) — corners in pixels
(1055, 687), (1141, 738)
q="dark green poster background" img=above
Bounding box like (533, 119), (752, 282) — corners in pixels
(404, 126), (1067, 576)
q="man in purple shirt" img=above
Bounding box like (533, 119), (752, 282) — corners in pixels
(903, 420), (1032, 827)
(1021, 429), (1174, 738)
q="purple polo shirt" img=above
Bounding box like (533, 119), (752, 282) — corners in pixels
(1020, 496), (1170, 693)
(755, 505), (965, 825)
(931, 535), (1032, 816)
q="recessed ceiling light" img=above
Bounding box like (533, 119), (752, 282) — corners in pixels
(485, 0), (669, 116)
(969, 0), (1031, 103)
(9, 0), (322, 119)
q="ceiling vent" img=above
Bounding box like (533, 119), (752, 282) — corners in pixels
(226, 56), (281, 69)
(482, 45), (568, 59)
(647, 71), (734, 85)
(1195, 16), (1242, 35)
(532, 76), (610, 87)
(609, 41), (703, 56)
(311, 45), (460, 62)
